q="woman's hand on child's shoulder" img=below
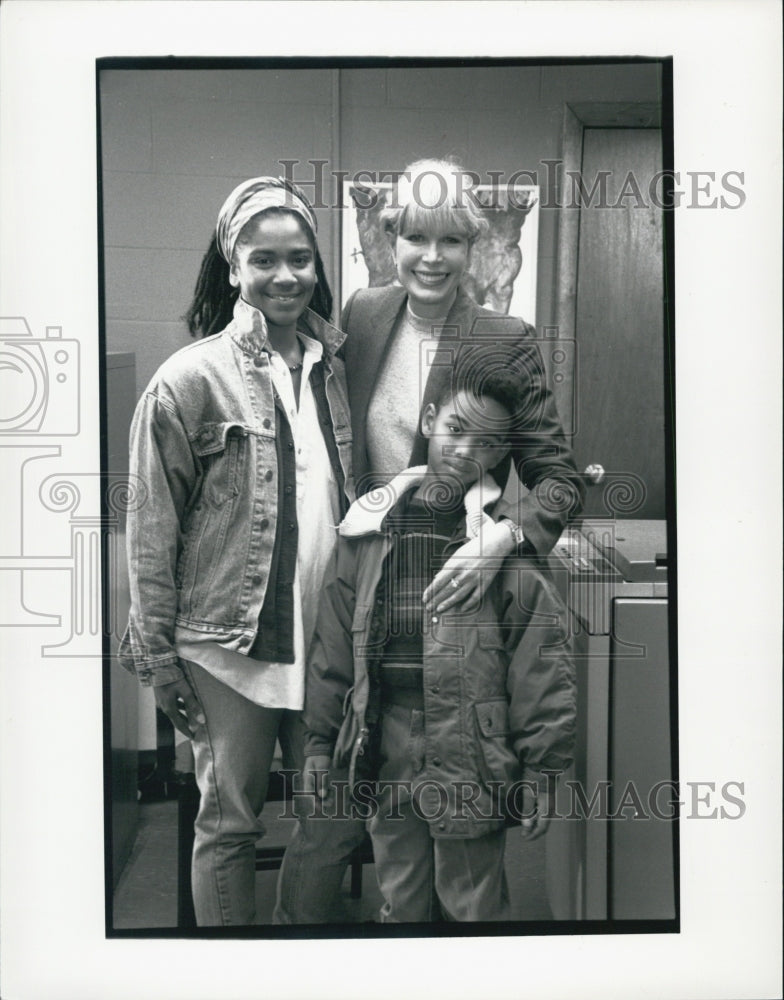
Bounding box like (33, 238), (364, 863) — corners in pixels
(424, 520), (515, 614)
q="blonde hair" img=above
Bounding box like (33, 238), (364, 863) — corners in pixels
(380, 158), (489, 243)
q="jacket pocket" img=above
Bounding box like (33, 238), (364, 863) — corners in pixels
(191, 421), (247, 507)
(476, 625), (505, 652)
(350, 602), (376, 658)
(473, 697), (521, 788)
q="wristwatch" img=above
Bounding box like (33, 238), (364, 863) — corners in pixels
(503, 519), (525, 547)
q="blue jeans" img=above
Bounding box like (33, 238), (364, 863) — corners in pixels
(273, 767), (367, 924)
(182, 660), (304, 926)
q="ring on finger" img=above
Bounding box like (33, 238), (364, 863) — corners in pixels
(450, 577), (461, 589)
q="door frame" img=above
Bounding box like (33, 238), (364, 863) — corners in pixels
(553, 101), (662, 426)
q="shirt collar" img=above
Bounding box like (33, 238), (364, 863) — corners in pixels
(227, 296), (346, 360)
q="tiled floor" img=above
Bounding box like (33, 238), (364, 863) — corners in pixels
(112, 796), (553, 930)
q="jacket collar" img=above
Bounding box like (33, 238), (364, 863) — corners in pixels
(350, 285), (408, 415)
(339, 466), (502, 539)
(227, 296), (347, 360)
(363, 282), (486, 346)
(442, 284), (488, 331)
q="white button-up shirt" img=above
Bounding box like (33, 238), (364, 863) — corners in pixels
(177, 330), (342, 709)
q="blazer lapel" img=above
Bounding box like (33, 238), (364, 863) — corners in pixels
(345, 284), (406, 430)
(345, 286), (407, 488)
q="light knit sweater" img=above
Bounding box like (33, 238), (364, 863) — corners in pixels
(365, 306), (449, 477)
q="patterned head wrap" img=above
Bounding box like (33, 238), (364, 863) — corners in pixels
(215, 176), (318, 264)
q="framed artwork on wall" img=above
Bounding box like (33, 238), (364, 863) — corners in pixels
(340, 180), (540, 323)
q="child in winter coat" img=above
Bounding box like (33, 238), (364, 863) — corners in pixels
(300, 368), (577, 922)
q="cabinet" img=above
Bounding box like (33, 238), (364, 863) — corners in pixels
(545, 520), (675, 920)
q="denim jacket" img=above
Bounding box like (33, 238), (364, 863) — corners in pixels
(119, 297), (355, 686)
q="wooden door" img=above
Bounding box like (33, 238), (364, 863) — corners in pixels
(555, 119), (666, 518)
(568, 127), (666, 519)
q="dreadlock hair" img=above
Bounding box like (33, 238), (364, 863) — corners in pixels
(184, 210), (334, 338)
(184, 233), (236, 338)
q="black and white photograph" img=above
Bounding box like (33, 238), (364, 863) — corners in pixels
(0, 2), (781, 999)
(100, 58), (677, 934)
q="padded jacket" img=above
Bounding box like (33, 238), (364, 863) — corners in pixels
(303, 470), (577, 838)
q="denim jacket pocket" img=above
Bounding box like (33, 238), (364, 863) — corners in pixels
(191, 421), (247, 507)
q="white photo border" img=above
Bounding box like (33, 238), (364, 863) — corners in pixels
(0, 2), (781, 1000)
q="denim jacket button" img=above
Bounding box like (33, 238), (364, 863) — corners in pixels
(252, 574), (262, 585)
(260, 518), (269, 530)
(265, 470), (273, 481)
(433, 756), (442, 767)
(263, 418), (271, 429)
(253, 357), (264, 367)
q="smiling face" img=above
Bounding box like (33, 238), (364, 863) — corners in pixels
(394, 228), (471, 319)
(229, 211), (316, 338)
(421, 388), (512, 490)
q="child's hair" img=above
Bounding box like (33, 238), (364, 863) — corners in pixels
(184, 194), (333, 338)
(435, 364), (521, 425)
(379, 157), (489, 243)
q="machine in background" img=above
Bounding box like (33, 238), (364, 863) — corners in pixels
(545, 519), (675, 921)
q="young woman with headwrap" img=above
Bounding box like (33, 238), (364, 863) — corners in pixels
(119, 177), (354, 926)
